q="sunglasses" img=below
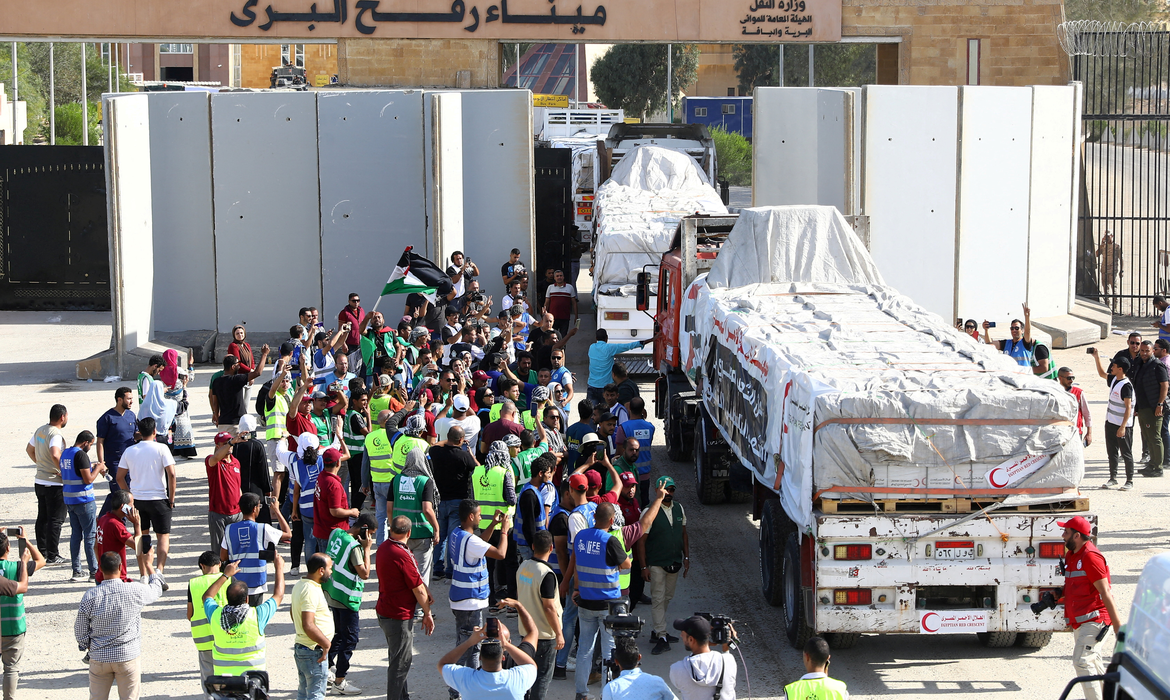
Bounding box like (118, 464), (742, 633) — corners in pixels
(964, 325), (976, 330)
(664, 486), (676, 493)
(483, 393), (494, 398)
(1010, 326), (1022, 331)
(1130, 341), (1141, 345)
(1061, 375), (1075, 381)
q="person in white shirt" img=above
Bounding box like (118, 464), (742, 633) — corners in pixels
(435, 395), (481, 455)
(669, 616), (737, 700)
(116, 417), (177, 584)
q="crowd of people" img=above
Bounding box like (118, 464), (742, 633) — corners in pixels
(10, 248), (810, 700)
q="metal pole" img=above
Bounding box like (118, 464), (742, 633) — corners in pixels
(516, 44), (520, 88)
(778, 44), (785, 86)
(107, 43), (112, 93)
(573, 43), (578, 105)
(81, 42), (88, 146)
(666, 43), (672, 123)
(808, 44), (814, 87)
(11, 42), (17, 144)
(49, 43), (55, 145)
(114, 43), (119, 92)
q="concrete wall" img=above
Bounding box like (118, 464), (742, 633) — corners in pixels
(338, 39), (498, 88)
(1027, 85), (1080, 318)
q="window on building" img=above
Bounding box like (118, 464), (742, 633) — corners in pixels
(232, 45), (242, 87)
(281, 44), (291, 66)
(159, 43), (193, 54)
(694, 107), (708, 117)
(967, 39), (981, 85)
(727, 87), (736, 96)
(101, 44), (110, 62)
(722, 104), (736, 115)
(294, 44), (305, 68)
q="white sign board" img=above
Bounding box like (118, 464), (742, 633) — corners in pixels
(985, 454), (1052, 489)
(919, 610), (990, 634)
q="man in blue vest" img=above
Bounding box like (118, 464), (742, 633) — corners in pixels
(61, 430), (104, 582)
(221, 493), (292, 606)
(614, 398), (656, 507)
(514, 457), (554, 562)
(573, 502), (630, 700)
(981, 304), (1051, 377)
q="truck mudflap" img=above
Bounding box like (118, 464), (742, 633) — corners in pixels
(809, 511), (1091, 635)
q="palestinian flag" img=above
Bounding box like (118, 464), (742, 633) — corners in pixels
(380, 247), (454, 302)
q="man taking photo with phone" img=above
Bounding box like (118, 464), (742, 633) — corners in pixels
(323, 513), (377, 695)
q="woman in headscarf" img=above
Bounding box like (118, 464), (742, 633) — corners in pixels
(139, 357), (179, 449)
(161, 349), (197, 458)
(226, 325), (254, 372)
(475, 387), (495, 429)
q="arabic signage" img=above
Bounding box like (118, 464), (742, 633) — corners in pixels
(984, 453), (1051, 489)
(0, 0), (841, 42)
(702, 337), (769, 475)
(918, 610), (990, 634)
(533, 94), (570, 107)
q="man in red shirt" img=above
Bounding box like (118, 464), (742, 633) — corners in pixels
(286, 367), (317, 451)
(94, 490), (139, 583)
(376, 515), (435, 700)
(578, 460), (620, 506)
(206, 432), (243, 552)
(338, 293), (366, 369)
(313, 448), (359, 552)
(1058, 515), (1121, 700)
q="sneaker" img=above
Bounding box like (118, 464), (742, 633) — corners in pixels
(158, 573), (169, 592)
(327, 667), (336, 685)
(290, 564), (303, 577)
(638, 594), (652, 605)
(70, 571), (88, 582)
(575, 694), (592, 700)
(651, 637), (670, 655)
(663, 633), (680, 643)
(588, 671), (602, 685)
(553, 666), (567, 680)
(43, 554), (66, 567)
(332, 680), (361, 695)
(1101, 479), (1118, 489)
(566, 657), (577, 672)
(1119, 481), (1135, 491)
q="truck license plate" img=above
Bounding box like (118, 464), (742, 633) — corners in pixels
(934, 541), (974, 559)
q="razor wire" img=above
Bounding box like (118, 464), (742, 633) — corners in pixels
(1058, 20), (1168, 57)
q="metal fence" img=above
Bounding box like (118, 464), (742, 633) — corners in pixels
(1064, 23), (1170, 317)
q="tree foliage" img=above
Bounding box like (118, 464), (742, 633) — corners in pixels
(711, 127), (752, 186)
(733, 44), (876, 93)
(591, 44), (699, 120)
(53, 102), (101, 146)
(1065, 0), (1167, 22)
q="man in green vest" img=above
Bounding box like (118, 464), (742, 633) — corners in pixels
(201, 555), (285, 688)
(474, 441), (519, 605)
(324, 514), (376, 696)
(187, 551), (230, 699)
(341, 388), (372, 509)
(390, 449), (440, 589)
(388, 414), (430, 478)
(636, 476), (688, 656)
(0, 527), (45, 700)
(365, 409), (396, 545)
(511, 430), (548, 485)
(784, 636), (849, 700)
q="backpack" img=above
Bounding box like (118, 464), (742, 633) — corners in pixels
(255, 379), (274, 417)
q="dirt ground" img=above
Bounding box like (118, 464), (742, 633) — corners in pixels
(0, 309), (1162, 700)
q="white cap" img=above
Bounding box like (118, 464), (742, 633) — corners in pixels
(296, 433), (321, 457)
(453, 394), (470, 411)
(237, 414), (258, 433)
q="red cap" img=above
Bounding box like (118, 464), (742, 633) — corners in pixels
(585, 470), (602, 488)
(569, 474), (589, 492)
(472, 370), (490, 381)
(619, 472), (637, 487)
(1057, 516), (1092, 537)
(213, 431), (233, 446)
(322, 448), (342, 467)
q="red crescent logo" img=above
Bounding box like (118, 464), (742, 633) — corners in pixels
(921, 612), (941, 633)
(988, 467), (1009, 489)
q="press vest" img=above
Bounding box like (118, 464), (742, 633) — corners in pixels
(32, 424), (65, 484)
(390, 436), (429, 478)
(570, 503), (597, 545)
(224, 520), (268, 591)
(472, 465), (511, 529)
(0, 560), (26, 637)
(514, 483), (548, 547)
(1106, 377), (1135, 427)
(189, 573), (230, 651)
(644, 503), (685, 569)
(448, 528), (490, 603)
(324, 529), (365, 611)
(210, 606), (266, 675)
(516, 558), (562, 640)
(291, 456), (323, 520)
(61, 446), (94, 505)
(393, 473), (434, 539)
(342, 411), (365, 456)
(620, 419), (656, 475)
(265, 393), (289, 441)
(575, 528), (620, 601)
(364, 429), (395, 483)
(1064, 540), (1112, 628)
(784, 676), (850, 700)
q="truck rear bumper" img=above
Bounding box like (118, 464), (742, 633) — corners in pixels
(815, 597), (1068, 634)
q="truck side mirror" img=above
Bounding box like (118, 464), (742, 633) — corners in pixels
(636, 272), (651, 312)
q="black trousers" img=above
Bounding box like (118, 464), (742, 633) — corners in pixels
(628, 560), (647, 610)
(486, 530), (520, 605)
(34, 484), (65, 558)
(1104, 421), (1135, 481)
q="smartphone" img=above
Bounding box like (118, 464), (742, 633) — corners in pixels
(121, 504), (133, 515)
(596, 443), (607, 457)
(259, 543), (276, 562)
(139, 534), (153, 554)
(988, 321), (997, 328)
(5, 527), (21, 537)
(264, 496), (277, 505)
(1086, 347), (1095, 355)
(575, 318), (581, 329)
(485, 617), (500, 639)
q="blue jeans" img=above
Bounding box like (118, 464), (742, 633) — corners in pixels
(302, 518), (320, 561)
(575, 605), (613, 695)
(374, 481), (393, 545)
(436, 500), (462, 577)
(555, 594), (579, 668)
(450, 607), (484, 699)
(67, 499), (97, 575)
(293, 643), (328, 700)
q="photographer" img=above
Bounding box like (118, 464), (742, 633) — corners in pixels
(784, 637), (848, 700)
(1057, 516), (1121, 700)
(603, 637), (677, 700)
(323, 514), (377, 695)
(669, 616), (737, 700)
(501, 249), (528, 294)
(447, 251), (480, 297)
(437, 604), (536, 699)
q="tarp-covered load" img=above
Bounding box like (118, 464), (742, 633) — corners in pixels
(593, 145), (727, 294)
(681, 206), (1083, 531)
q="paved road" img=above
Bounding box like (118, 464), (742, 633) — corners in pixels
(0, 309), (1163, 700)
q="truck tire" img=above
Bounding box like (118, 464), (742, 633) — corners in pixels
(694, 417), (727, 505)
(1015, 631), (1053, 649)
(977, 631), (1019, 648)
(826, 633), (860, 650)
(782, 530), (815, 649)
(665, 376), (688, 463)
(760, 498), (788, 607)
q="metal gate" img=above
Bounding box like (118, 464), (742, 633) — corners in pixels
(534, 147), (574, 302)
(1064, 23), (1170, 317)
(0, 146), (109, 310)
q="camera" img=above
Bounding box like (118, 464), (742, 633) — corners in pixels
(469, 291), (485, 304)
(603, 598), (644, 639)
(696, 612), (737, 646)
(205, 671), (269, 700)
(259, 543), (276, 562)
(1030, 590), (1061, 615)
(485, 616), (500, 639)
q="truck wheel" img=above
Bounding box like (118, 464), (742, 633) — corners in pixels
(760, 499), (788, 607)
(783, 530), (815, 649)
(1015, 632), (1053, 649)
(977, 631), (1018, 648)
(665, 376), (687, 463)
(826, 633), (859, 650)
(694, 414), (727, 505)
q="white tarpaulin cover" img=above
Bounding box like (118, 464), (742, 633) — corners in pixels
(682, 206), (1083, 532)
(593, 145), (727, 293)
(548, 136), (597, 192)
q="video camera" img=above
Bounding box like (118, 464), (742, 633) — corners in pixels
(603, 598), (644, 639)
(1030, 589), (1063, 615)
(695, 612), (738, 647)
(205, 672), (269, 700)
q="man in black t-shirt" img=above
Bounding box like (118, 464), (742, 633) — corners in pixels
(1134, 340), (1169, 477)
(429, 425), (478, 579)
(210, 346), (269, 433)
(501, 248), (528, 294)
(516, 457), (555, 561)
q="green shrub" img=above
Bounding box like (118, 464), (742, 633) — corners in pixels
(54, 102), (100, 146)
(711, 127), (752, 187)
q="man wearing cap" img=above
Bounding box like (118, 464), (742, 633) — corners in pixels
(515, 457), (555, 562)
(221, 492), (292, 606)
(1058, 515), (1121, 700)
(615, 398), (656, 507)
(206, 432), (245, 552)
(436, 394), (481, 456)
(313, 447), (359, 554)
(638, 476), (688, 655)
(278, 434), (328, 561)
(784, 636), (848, 700)
(669, 615), (737, 700)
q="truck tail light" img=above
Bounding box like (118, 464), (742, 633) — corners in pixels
(1038, 542), (1064, 558)
(603, 312), (629, 321)
(833, 589), (872, 606)
(833, 544), (872, 560)
(935, 540), (974, 549)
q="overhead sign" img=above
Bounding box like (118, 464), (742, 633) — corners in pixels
(919, 610), (990, 634)
(533, 94), (570, 107)
(0, 0), (841, 42)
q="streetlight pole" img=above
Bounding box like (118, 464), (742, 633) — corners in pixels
(10, 42), (17, 144)
(778, 44), (784, 86)
(49, 43), (55, 145)
(81, 43), (88, 146)
(666, 44), (672, 123)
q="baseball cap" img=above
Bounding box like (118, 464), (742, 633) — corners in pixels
(472, 370), (489, 382)
(597, 411), (616, 423)
(585, 470), (602, 488)
(379, 374), (392, 387)
(322, 448), (342, 466)
(453, 394), (470, 411)
(237, 415), (258, 433)
(311, 390), (328, 400)
(1057, 515), (1093, 537)
(673, 616), (711, 642)
(279, 341), (296, 356)
(619, 472), (638, 487)
(296, 433), (321, 455)
(213, 431), (233, 446)
(657, 475), (676, 489)
(569, 474), (589, 492)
